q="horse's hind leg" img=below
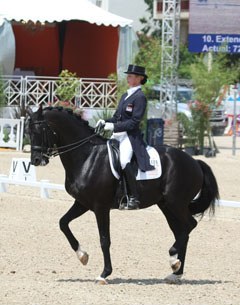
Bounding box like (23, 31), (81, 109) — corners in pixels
(94, 208), (112, 284)
(159, 204), (197, 283)
(59, 200), (89, 265)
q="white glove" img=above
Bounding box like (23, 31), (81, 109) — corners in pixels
(95, 119), (105, 128)
(104, 122), (114, 131)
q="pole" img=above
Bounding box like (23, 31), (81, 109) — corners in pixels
(232, 88), (237, 156)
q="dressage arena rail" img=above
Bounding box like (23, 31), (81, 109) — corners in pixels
(0, 175), (64, 199)
(0, 173), (239, 207)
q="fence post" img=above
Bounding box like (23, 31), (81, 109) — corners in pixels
(0, 175), (7, 192)
(20, 116), (25, 151)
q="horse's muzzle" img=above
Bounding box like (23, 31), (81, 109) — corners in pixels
(31, 154), (49, 166)
(31, 145), (49, 166)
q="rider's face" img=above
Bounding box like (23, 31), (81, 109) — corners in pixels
(127, 74), (143, 88)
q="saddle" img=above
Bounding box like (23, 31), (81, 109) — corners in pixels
(108, 138), (121, 177)
(107, 140), (161, 181)
(107, 139), (161, 210)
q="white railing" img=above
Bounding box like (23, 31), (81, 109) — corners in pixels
(0, 76), (117, 151)
(1, 76), (117, 109)
(0, 175), (65, 199)
(0, 117), (24, 150)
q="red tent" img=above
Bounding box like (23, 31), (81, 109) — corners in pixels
(1, 0), (132, 77)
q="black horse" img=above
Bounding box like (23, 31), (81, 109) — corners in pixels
(27, 106), (219, 284)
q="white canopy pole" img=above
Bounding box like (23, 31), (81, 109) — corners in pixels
(0, 18), (15, 75)
(117, 27), (138, 79)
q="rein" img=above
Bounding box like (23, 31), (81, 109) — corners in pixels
(50, 133), (98, 157)
(31, 120), (99, 159)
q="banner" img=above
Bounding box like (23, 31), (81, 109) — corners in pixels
(188, 0), (240, 53)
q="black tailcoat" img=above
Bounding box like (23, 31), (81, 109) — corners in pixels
(106, 88), (154, 172)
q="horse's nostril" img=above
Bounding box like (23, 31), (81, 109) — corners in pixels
(32, 157), (41, 166)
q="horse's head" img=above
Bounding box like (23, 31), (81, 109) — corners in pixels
(26, 106), (53, 166)
(27, 105), (103, 167)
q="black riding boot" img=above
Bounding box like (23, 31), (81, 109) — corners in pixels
(123, 163), (140, 210)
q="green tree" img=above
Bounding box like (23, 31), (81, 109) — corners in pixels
(108, 72), (128, 102)
(189, 53), (237, 153)
(178, 44), (199, 79)
(140, 0), (161, 37)
(134, 35), (161, 95)
(225, 53), (240, 81)
(55, 69), (79, 102)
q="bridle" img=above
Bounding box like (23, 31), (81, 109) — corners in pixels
(30, 119), (98, 159)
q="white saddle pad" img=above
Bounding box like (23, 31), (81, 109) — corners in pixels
(107, 143), (162, 180)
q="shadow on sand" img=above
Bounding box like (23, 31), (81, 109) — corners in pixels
(57, 277), (230, 286)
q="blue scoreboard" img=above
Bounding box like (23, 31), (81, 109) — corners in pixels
(188, 0), (240, 53)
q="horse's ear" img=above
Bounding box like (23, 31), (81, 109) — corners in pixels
(26, 106), (33, 117)
(37, 104), (43, 116)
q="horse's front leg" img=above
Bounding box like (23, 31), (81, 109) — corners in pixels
(94, 208), (112, 284)
(59, 200), (89, 265)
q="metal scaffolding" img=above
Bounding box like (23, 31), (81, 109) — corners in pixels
(160, 0), (181, 119)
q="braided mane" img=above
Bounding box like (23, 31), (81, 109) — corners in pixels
(44, 106), (91, 126)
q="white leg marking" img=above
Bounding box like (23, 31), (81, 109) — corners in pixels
(76, 245), (89, 266)
(95, 276), (108, 285)
(164, 273), (183, 284)
(169, 254), (181, 273)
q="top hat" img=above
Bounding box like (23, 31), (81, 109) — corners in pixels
(124, 64), (148, 84)
(124, 64), (147, 77)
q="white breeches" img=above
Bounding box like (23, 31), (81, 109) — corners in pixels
(111, 132), (133, 169)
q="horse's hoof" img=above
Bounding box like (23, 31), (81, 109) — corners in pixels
(171, 259), (181, 273)
(80, 251), (89, 265)
(169, 254), (181, 273)
(76, 249), (89, 265)
(95, 276), (108, 285)
(164, 273), (182, 284)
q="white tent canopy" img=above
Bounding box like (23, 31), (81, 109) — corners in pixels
(0, 0), (136, 77)
(0, 0), (133, 27)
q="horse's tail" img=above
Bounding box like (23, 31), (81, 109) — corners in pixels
(189, 159), (219, 217)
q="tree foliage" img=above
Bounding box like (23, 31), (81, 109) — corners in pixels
(191, 53), (236, 105)
(55, 69), (79, 102)
(178, 44), (199, 79)
(188, 53), (237, 152)
(139, 0), (161, 37)
(225, 54), (240, 81)
(134, 35), (161, 94)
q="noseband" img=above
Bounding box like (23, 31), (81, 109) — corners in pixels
(30, 120), (58, 158)
(30, 120), (97, 159)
